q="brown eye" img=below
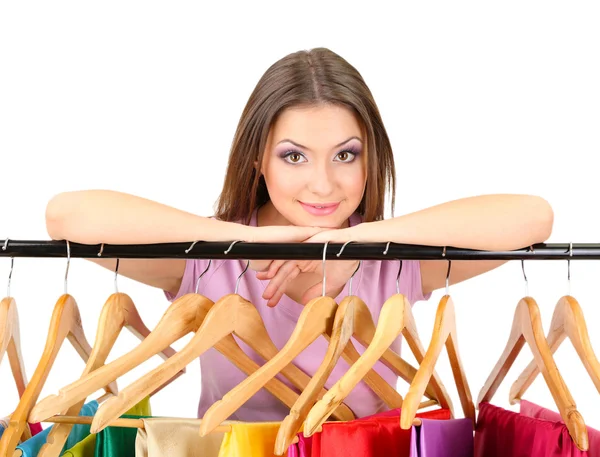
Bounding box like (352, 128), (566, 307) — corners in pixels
(289, 153), (301, 163)
(338, 152), (349, 161)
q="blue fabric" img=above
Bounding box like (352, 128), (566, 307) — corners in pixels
(16, 400), (98, 457)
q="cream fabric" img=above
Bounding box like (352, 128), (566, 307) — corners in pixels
(135, 418), (231, 457)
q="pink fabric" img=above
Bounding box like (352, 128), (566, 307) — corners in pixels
(475, 402), (588, 457)
(520, 400), (600, 456)
(165, 207), (432, 422)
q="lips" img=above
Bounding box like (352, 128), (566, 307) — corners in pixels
(298, 201), (340, 216)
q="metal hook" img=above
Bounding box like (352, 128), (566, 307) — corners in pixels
(568, 242), (573, 296)
(521, 246), (534, 296)
(114, 259), (120, 293)
(224, 241), (241, 255)
(322, 242), (330, 297)
(64, 240), (71, 295)
(185, 240), (213, 293)
(383, 242), (391, 256)
(4, 239), (13, 297)
(337, 241), (360, 295)
(196, 260), (212, 294)
(186, 240), (200, 254)
(382, 242), (403, 294)
(98, 243), (104, 257)
(222, 241), (248, 295)
(235, 261), (250, 295)
(445, 260), (451, 296)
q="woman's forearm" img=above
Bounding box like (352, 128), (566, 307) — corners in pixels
(45, 190), (251, 244)
(351, 194), (554, 250)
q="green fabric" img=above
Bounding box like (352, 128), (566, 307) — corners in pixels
(93, 396), (152, 457)
(60, 434), (96, 457)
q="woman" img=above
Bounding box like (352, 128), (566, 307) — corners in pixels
(45, 47), (554, 421)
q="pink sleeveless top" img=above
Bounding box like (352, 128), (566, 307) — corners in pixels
(164, 208), (432, 421)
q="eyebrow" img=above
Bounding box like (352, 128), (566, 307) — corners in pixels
(276, 136), (362, 153)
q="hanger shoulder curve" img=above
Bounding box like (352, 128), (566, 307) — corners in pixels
(199, 295), (353, 436)
(303, 293), (412, 436)
(400, 295), (474, 429)
(1, 297), (27, 398)
(30, 293), (209, 423)
(0, 294), (96, 454)
(509, 295), (600, 401)
(477, 296), (588, 451)
(275, 296), (357, 454)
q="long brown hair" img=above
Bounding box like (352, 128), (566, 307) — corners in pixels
(214, 47), (396, 225)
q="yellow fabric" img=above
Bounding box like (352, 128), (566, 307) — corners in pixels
(125, 395), (152, 416)
(217, 422), (285, 457)
(135, 419), (233, 457)
(60, 434), (96, 457)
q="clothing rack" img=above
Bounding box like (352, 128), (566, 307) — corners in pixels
(1, 240), (600, 260)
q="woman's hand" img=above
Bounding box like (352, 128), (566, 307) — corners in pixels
(245, 225), (328, 273)
(256, 227), (360, 307)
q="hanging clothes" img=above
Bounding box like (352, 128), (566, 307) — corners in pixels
(475, 402), (588, 457)
(409, 418), (473, 457)
(164, 208), (433, 422)
(61, 434), (96, 457)
(93, 396), (152, 457)
(310, 408), (451, 457)
(0, 417), (42, 441)
(135, 418), (235, 457)
(286, 434), (312, 457)
(217, 422), (283, 457)
(15, 400), (98, 457)
(519, 400), (600, 456)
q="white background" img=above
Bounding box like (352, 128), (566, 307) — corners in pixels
(1, 0), (600, 433)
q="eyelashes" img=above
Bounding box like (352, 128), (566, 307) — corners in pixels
(279, 146), (361, 164)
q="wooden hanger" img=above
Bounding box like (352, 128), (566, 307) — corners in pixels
(0, 295), (33, 445)
(477, 296), (588, 450)
(399, 293), (475, 429)
(0, 292), (118, 455)
(302, 291), (420, 436)
(89, 248), (353, 432)
(38, 256), (181, 457)
(0, 297), (27, 405)
(274, 258), (450, 454)
(509, 294), (600, 401)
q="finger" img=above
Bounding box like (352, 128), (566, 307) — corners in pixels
(301, 282), (324, 305)
(263, 262), (302, 307)
(256, 259), (285, 280)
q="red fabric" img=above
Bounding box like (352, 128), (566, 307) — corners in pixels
(520, 400), (600, 457)
(475, 402), (588, 457)
(28, 422), (43, 435)
(311, 408), (451, 457)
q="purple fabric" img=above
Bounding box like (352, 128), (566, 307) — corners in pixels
(164, 207), (432, 422)
(418, 418), (474, 457)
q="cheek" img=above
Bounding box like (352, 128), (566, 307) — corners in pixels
(263, 161), (304, 199)
(337, 165), (366, 198)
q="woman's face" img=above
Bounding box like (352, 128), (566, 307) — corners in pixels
(260, 104), (367, 229)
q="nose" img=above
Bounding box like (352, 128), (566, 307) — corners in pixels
(307, 162), (335, 197)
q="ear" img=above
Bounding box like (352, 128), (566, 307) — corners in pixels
(254, 160), (263, 176)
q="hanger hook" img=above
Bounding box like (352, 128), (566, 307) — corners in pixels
(186, 240), (213, 293)
(224, 240), (241, 255)
(382, 242), (403, 294)
(4, 239), (13, 297)
(223, 241), (248, 294)
(383, 241), (392, 255)
(114, 259), (120, 293)
(445, 259), (451, 296)
(521, 245), (534, 296)
(568, 242), (573, 296)
(322, 241), (330, 297)
(337, 241), (360, 295)
(64, 241), (71, 295)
